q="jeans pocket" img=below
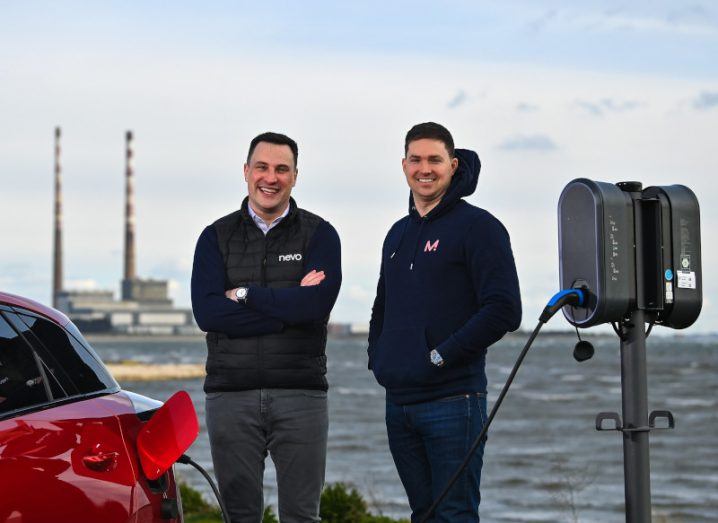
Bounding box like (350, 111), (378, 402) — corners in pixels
(299, 390), (328, 399)
(474, 393), (488, 441)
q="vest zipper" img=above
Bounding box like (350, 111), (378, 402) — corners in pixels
(259, 237), (267, 386)
(261, 237), (268, 287)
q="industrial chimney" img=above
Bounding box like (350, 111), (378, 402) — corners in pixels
(52, 126), (63, 308)
(122, 130), (137, 300)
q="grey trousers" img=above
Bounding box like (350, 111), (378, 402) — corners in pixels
(205, 389), (328, 523)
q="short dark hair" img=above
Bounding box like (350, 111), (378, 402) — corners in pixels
(247, 132), (299, 167)
(404, 122), (455, 157)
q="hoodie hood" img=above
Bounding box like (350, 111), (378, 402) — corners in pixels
(408, 148), (481, 220)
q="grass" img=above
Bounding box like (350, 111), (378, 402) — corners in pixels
(180, 481), (408, 523)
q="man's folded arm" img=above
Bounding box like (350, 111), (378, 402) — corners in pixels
(191, 226), (284, 338)
(246, 221), (342, 324)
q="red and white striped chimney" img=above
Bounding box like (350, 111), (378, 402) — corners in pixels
(123, 130), (136, 284)
(52, 126), (63, 308)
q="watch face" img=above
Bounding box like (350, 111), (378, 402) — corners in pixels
(236, 288), (248, 299)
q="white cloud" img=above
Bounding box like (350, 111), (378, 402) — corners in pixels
(574, 98), (644, 116)
(516, 102), (539, 112)
(346, 284), (374, 303)
(693, 91), (718, 110)
(522, 5), (718, 37)
(526, 8), (558, 33)
(64, 279), (102, 291)
(497, 134), (558, 151)
(447, 90), (468, 109)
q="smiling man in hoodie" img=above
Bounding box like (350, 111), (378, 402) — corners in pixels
(368, 122), (522, 522)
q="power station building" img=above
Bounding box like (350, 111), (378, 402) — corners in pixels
(52, 128), (198, 335)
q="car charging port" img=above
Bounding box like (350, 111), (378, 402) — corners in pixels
(147, 471), (169, 494)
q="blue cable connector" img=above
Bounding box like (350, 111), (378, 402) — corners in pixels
(539, 289), (586, 323)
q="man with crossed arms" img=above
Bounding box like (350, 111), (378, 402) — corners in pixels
(192, 132), (341, 523)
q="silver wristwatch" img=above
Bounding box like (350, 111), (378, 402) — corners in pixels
(430, 349), (445, 367)
(235, 287), (249, 303)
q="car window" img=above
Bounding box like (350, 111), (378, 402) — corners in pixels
(4, 312), (75, 399)
(65, 321), (120, 382)
(0, 313), (49, 415)
(7, 312), (116, 396)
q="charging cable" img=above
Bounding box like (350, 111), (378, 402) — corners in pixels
(177, 454), (230, 523)
(419, 289), (585, 523)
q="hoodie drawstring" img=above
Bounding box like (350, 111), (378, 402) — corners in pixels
(409, 218), (426, 271)
(390, 213), (427, 271)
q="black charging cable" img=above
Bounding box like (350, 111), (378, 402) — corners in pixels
(418, 289), (585, 523)
(177, 454), (230, 523)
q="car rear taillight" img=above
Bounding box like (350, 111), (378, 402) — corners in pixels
(136, 390), (199, 480)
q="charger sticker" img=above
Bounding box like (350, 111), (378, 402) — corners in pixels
(676, 271), (696, 289)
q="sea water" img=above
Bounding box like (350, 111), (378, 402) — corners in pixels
(91, 333), (718, 522)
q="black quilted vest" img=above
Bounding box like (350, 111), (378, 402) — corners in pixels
(203, 198), (328, 392)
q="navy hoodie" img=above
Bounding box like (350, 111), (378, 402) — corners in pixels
(368, 149), (522, 405)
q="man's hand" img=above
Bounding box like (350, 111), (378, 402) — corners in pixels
(225, 270), (326, 301)
(300, 270), (325, 287)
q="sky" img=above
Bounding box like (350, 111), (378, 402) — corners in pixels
(1, 1), (717, 333)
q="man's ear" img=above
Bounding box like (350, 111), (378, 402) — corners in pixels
(450, 157), (459, 175)
(243, 163), (249, 182)
(292, 168), (298, 187)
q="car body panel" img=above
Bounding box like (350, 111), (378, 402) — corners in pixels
(0, 395), (134, 522)
(0, 294), (183, 523)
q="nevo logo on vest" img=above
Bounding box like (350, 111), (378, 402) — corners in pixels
(278, 253), (303, 262)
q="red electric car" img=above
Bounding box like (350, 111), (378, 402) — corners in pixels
(0, 291), (198, 523)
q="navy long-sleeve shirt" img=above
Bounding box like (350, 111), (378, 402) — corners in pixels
(191, 220), (341, 338)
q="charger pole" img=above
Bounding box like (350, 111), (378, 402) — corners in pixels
(620, 310), (652, 522)
(619, 181), (652, 522)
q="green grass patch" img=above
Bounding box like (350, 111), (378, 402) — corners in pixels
(179, 481), (408, 523)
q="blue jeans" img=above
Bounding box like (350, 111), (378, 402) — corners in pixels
(386, 393), (487, 523)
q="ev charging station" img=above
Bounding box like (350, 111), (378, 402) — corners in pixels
(558, 179), (702, 522)
(421, 179), (702, 523)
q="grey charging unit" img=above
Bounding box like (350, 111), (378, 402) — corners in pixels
(557, 179), (702, 523)
(641, 185), (702, 328)
(558, 179), (636, 327)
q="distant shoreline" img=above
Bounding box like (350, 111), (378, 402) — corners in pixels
(106, 361), (205, 381)
(86, 333), (205, 343)
(85, 328), (707, 345)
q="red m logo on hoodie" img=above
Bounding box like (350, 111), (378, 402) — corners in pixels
(424, 239), (440, 252)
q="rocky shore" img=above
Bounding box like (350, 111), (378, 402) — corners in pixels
(106, 361), (205, 381)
